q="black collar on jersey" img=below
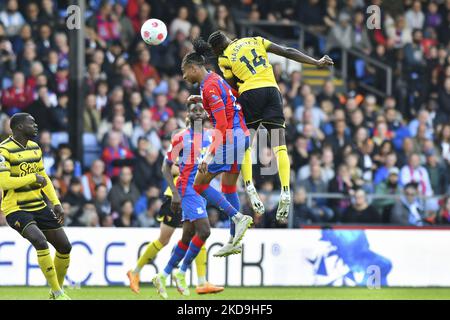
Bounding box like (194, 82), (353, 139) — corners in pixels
(9, 136), (28, 150)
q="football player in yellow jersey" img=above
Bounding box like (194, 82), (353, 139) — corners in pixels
(127, 103), (224, 295)
(207, 31), (333, 221)
(0, 113), (71, 300)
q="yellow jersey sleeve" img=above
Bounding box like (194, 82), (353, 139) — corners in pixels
(0, 148), (36, 190)
(223, 37), (278, 94)
(218, 55), (234, 79)
(257, 36), (272, 50)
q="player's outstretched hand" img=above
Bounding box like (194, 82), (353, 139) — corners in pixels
(53, 204), (65, 225)
(35, 174), (47, 187)
(316, 55), (334, 67)
(187, 95), (202, 104)
(171, 193), (181, 214)
(199, 161), (208, 174)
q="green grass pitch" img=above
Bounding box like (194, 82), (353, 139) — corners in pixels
(1, 286), (450, 300)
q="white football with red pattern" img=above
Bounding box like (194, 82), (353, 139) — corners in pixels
(140, 18), (167, 45)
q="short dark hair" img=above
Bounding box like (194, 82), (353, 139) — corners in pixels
(10, 113), (30, 130)
(207, 30), (228, 54)
(182, 38), (212, 67)
(404, 182), (419, 191)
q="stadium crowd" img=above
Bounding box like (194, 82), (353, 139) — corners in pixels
(0, 0), (449, 229)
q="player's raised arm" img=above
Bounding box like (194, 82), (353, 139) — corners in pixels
(266, 41), (334, 67)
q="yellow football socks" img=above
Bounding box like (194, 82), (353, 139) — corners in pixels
(134, 239), (164, 273)
(195, 245), (207, 286)
(242, 148), (253, 186)
(37, 248), (61, 292)
(54, 252), (70, 288)
(273, 145), (290, 191)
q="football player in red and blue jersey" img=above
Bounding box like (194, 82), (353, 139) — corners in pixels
(181, 39), (254, 258)
(152, 102), (215, 299)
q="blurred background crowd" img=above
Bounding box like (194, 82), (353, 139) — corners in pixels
(0, 0), (449, 229)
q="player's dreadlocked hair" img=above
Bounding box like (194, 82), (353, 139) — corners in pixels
(182, 38), (213, 66)
(207, 31), (229, 54)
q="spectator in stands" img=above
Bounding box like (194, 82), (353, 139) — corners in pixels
(26, 85), (53, 131)
(169, 6), (191, 39)
(56, 158), (79, 197)
(405, 0), (425, 30)
(108, 166), (140, 213)
(150, 93), (174, 123)
(83, 93), (102, 134)
(342, 188), (381, 223)
(292, 187), (316, 226)
(79, 202), (101, 227)
(328, 163), (354, 220)
(373, 151), (398, 185)
(128, 91), (146, 124)
(299, 163), (334, 222)
(438, 196), (450, 224)
(400, 153), (434, 197)
(321, 146), (335, 184)
(133, 148), (164, 193)
(387, 15), (412, 49)
(325, 119), (352, 166)
(438, 77), (450, 114)
(62, 177), (87, 225)
(351, 11), (372, 54)
(374, 167), (402, 223)
(1, 71), (33, 116)
(131, 49), (161, 88)
(114, 199), (138, 227)
(195, 6), (214, 40)
(88, 1), (120, 44)
(391, 182), (425, 226)
(131, 110), (162, 151)
(214, 4), (236, 38)
(295, 93), (326, 129)
(326, 11), (352, 51)
(297, 151), (321, 182)
(81, 159), (112, 201)
(291, 134), (310, 173)
(93, 184), (112, 219)
(38, 130), (56, 175)
(397, 137), (415, 167)
(424, 149), (448, 195)
(113, 3), (135, 50)
(100, 113), (133, 149)
(101, 131), (134, 178)
(438, 123), (450, 167)
(0, 0), (25, 38)
(297, 0), (326, 34)
(137, 197), (161, 228)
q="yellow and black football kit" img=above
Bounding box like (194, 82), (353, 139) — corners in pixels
(156, 176), (182, 228)
(218, 36), (284, 129)
(0, 136), (61, 234)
